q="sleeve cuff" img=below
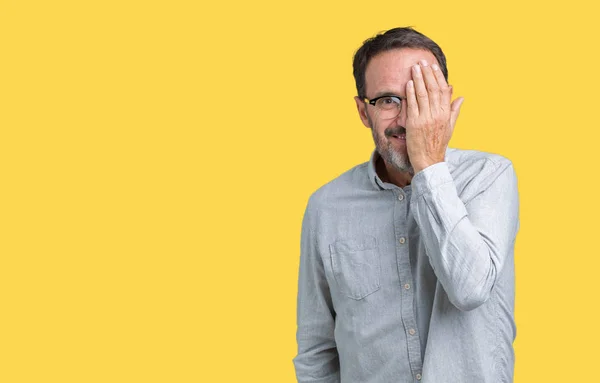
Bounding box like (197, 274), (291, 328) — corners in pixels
(411, 162), (454, 197)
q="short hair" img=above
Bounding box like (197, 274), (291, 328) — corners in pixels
(352, 27), (448, 98)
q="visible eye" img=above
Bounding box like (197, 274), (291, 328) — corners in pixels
(376, 96), (401, 109)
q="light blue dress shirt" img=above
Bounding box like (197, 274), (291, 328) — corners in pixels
(293, 147), (520, 383)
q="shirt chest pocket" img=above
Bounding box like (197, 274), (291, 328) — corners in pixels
(329, 235), (381, 300)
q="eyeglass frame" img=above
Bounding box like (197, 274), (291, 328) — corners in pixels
(363, 94), (404, 107)
(362, 95), (405, 119)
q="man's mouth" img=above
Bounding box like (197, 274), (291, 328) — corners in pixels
(386, 128), (406, 141)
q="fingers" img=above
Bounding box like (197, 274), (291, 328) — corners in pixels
(432, 63), (452, 111)
(408, 59), (463, 132)
(412, 64), (429, 116)
(419, 60), (441, 112)
(406, 80), (418, 118)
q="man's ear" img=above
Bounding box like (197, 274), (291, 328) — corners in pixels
(354, 96), (371, 128)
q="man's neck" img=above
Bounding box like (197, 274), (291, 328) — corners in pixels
(376, 155), (413, 188)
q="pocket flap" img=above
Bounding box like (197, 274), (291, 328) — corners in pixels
(329, 235), (377, 254)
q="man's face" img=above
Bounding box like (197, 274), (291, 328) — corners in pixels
(355, 48), (441, 175)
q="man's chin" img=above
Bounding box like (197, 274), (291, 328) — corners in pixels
(379, 150), (411, 173)
(386, 145), (408, 160)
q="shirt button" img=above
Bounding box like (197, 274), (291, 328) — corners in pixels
(398, 237), (406, 244)
(404, 283), (410, 290)
(398, 194), (404, 201)
(416, 373), (422, 380)
(409, 328), (416, 335)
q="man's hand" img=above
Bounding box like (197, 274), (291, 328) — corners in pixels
(405, 59), (464, 173)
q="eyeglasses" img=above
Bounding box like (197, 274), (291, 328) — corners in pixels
(363, 95), (403, 120)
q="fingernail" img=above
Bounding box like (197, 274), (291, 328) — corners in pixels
(432, 64), (439, 71)
(420, 59), (428, 66)
(413, 65), (420, 73)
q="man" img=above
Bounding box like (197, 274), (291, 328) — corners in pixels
(293, 27), (520, 383)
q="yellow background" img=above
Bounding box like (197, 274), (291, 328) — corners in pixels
(1, 0), (598, 381)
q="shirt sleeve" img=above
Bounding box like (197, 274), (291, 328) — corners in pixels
(292, 197), (340, 382)
(409, 160), (520, 311)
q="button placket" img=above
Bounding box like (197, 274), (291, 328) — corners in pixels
(394, 188), (423, 377)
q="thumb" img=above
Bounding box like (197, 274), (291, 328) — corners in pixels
(450, 97), (464, 130)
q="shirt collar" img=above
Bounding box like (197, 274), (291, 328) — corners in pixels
(367, 149), (388, 190)
(367, 147), (453, 191)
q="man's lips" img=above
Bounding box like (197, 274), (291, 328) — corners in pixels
(390, 133), (406, 140)
(385, 128), (406, 141)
